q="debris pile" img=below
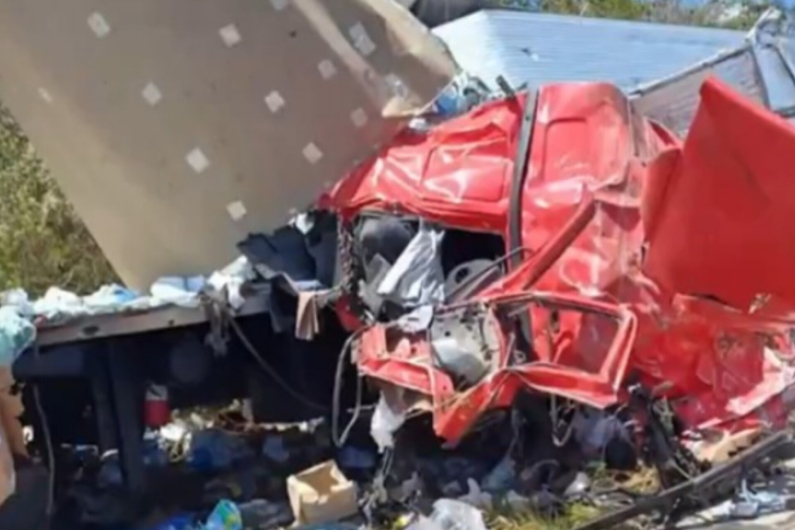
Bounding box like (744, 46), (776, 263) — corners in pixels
(268, 75), (795, 528)
(5, 37), (795, 530)
(25, 74), (795, 530)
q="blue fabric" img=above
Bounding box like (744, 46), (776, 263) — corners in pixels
(0, 306), (35, 366)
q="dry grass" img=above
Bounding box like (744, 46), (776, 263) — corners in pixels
(483, 464), (661, 530)
(486, 503), (602, 530)
(385, 464), (663, 530)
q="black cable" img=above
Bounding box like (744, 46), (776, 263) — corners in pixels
(228, 318), (329, 412)
(332, 328), (366, 447)
(225, 302), (374, 434)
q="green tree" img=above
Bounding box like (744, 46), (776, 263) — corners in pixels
(0, 108), (118, 296)
(491, 0), (777, 29)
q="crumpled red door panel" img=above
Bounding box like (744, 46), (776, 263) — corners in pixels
(644, 77), (795, 311)
(517, 83), (639, 261)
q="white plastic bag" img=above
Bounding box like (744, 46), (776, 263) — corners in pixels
(370, 395), (406, 453)
(377, 223), (445, 308)
(429, 499), (488, 530)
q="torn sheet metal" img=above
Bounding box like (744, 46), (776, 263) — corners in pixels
(752, 8), (795, 119)
(643, 78), (795, 312)
(324, 82), (646, 239)
(332, 74), (795, 444)
(322, 92), (525, 227)
(631, 46), (765, 136)
(634, 294), (795, 434)
(0, 0), (457, 290)
(630, 8), (795, 135)
(357, 195), (640, 443)
(357, 288), (637, 444)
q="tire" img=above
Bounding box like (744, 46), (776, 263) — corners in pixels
(0, 464), (51, 530)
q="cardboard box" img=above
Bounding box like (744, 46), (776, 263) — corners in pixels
(287, 460), (358, 525)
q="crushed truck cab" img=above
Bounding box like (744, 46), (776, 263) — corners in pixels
(322, 79), (795, 444)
